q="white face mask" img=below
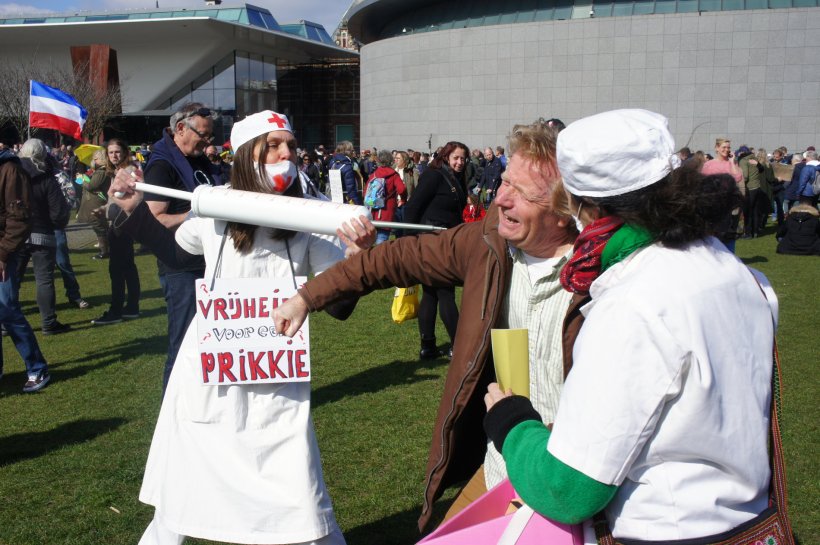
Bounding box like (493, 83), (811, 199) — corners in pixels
(258, 160), (297, 194)
(571, 201), (585, 232)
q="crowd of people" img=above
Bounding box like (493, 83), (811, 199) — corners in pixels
(0, 102), (811, 545)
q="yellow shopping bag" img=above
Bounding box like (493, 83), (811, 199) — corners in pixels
(392, 286), (419, 324)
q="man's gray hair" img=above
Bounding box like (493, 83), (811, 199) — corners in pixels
(18, 138), (49, 173)
(804, 150), (817, 161)
(377, 149), (393, 167)
(169, 102), (216, 130)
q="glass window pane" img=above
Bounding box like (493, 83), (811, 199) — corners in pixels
(150, 12), (172, 18)
(213, 54), (234, 89)
(516, 0), (538, 21)
(554, 5), (573, 19)
(263, 57), (277, 89)
(191, 89), (213, 106)
(633, 0), (655, 13)
(593, 3), (615, 16)
(127, 13), (150, 19)
(699, 0), (720, 10)
(249, 54), (264, 88)
(214, 88), (236, 111)
(768, 0), (790, 6)
(261, 12), (279, 30)
(235, 52), (250, 88)
(572, 4), (594, 18)
(653, 0), (677, 12)
(247, 9), (265, 28)
(677, 0), (699, 10)
(498, 11), (518, 25)
(217, 8), (242, 21)
(793, 0), (815, 6)
(612, 2), (634, 16)
(193, 69), (214, 90)
(723, 0), (744, 8)
(195, 10), (219, 17)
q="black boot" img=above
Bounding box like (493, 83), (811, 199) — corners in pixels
(419, 337), (439, 360)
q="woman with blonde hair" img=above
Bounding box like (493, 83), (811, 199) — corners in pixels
(91, 139), (142, 325)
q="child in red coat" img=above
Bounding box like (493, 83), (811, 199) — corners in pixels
(463, 193), (486, 223)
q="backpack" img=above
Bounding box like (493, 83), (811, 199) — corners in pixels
(364, 177), (386, 209)
(812, 169), (820, 196)
(55, 171), (78, 209)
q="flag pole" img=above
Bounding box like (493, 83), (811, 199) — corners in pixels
(27, 80), (31, 141)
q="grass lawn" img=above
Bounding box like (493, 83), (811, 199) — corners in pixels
(0, 226), (816, 544)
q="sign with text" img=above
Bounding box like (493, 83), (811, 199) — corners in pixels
(196, 277), (310, 386)
(328, 169), (343, 203)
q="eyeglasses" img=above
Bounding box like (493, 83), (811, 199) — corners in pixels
(185, 122), (214, 143)
(180, 107), (212, 121)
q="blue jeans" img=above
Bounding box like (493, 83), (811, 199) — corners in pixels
(55, 229), (82, 302)
(375, 229), (390, 245)
(159, 269), (201, 394)
(0, 252), (48, 377)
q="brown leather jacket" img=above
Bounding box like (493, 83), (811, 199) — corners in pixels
(0, 153), (33, 263)
(298, 204), (587, 531)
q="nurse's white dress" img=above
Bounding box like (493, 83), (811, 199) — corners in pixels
(139, 217), (345, 544)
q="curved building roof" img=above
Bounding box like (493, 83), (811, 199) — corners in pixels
(345, 0), (818, 43)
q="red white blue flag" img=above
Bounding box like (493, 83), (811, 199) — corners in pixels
(29, 80), (88, 140)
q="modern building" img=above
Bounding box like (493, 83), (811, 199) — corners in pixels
(0, 3), (359, 148)
(344, 0), (820, 154)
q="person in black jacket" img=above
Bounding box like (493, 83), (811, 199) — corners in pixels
(403, 141), (468, 359)
(16, 139), (71, 335)
(776, 200), (820, 255)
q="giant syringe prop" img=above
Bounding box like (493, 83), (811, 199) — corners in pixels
(118, 182), (445, 236)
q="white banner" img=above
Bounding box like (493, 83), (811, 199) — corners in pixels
(329, 169), (344, 203)
(196, 277), (310, 386)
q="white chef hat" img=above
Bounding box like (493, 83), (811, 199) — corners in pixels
(230, 110), (293, 152)
(557, 109), (679, 198)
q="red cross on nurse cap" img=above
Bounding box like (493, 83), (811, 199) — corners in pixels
(230, 110), (293, 152)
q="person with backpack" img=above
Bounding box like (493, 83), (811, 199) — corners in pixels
(328, 141), (362, 205)
(365, 149), (406, 245)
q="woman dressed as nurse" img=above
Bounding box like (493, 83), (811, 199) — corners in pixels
(109, 111), (375, 545)
(484, 110), (783, 542)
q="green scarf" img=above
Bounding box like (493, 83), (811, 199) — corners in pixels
(600, 223), (654, 272)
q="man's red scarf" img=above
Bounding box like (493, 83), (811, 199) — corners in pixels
(559, 216), (624, 295)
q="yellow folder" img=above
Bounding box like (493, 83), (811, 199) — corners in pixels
(490, 328), (530, 398)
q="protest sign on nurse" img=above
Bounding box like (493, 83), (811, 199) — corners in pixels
(196, 277), (310, 386)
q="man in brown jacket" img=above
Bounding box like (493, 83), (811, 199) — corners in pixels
(274, 120), (583, 531)
(0, 148), (52, 392)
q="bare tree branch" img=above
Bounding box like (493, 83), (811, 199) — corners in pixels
(0, 55), (126, 144)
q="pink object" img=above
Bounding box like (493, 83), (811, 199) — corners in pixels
(418, 479), (584, 545)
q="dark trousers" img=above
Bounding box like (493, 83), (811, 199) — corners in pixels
(158, 269), (201, 395)
(108, 228), (140, 315)
(418, 284), (459, 347)
(772, 190), (785, 225)
(17, 243), (58, 328)
(54, 228), (82, 302)
(743, 189), (766, 236)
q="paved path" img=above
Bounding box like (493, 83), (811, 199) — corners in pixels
(65, 218), (102, 250)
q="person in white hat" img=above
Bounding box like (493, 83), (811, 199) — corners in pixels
(109, 110), (375, 545)
(484, 110), (784, 542)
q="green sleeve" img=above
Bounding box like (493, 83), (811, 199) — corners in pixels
(502, 420), (618, 524)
